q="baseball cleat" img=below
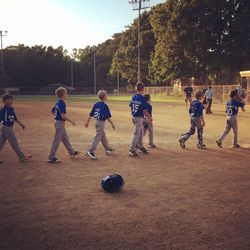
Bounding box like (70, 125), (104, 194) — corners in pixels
(139, 147), (149, 154)
(149, 144), (156, 148)
(178, 139), (186, 149)
(20, 155), (32, 162)
(216, 140), (222, 148)
(0, 160), (2, 164)
(106, 148), (115, 156)
(47, 157), (61, 164)
(70, 151), (81, 159)
(197, 144), (207, 150)
(129, 150), (139, 157)
(233, 144), (241, 148)
(86, 151), (97, 160)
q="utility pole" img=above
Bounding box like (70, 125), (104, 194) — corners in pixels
(117, 70), (120, 96)
(0, 30), (8, 74)
(71, 58), (74, 88)
(93, 47), (97, 95)
(129, 0), (150, 83)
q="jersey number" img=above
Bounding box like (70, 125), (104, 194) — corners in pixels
(132, 104), (139, 113)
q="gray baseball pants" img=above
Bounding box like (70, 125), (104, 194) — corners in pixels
(131, 117), (144, 151)
(49, 120), (74, 160)
(218, 115), (238, 146)
(181, 117), (203, 145)
(0, 126), (25, 159)
(143, 119), (154, 146)
(89, 120), (109, 153)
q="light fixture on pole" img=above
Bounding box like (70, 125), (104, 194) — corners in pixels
(93, 46), (97, 95)
(0, 30), (8, 74)
(129, 0), (150, 83)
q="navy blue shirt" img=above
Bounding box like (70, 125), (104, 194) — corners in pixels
(226, 100), (244, 116)
(129, 93), (147, 117)
(184, 86), (193, 97)
(90, 101), (111, 121)
(52, 99), (66, 121)
(0, 106), (17, 127)
(145, 102), (152, 116)
(189, 100), (204, 117)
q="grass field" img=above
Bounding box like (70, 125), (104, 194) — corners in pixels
(1, 95), (250, 250)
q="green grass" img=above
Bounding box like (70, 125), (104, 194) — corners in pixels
(14, 94), (184, 103)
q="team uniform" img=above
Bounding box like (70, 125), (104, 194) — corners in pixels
(179, 100), (205, 148)
(184, 86), (193, 103)
(129, 93), (147, 152)
(217, 100), (245, 147)
(48, 99), (75, 161)
(88, 101), (113, 154)
(0, 106), (25, 160)
(143, 102), (154, 147)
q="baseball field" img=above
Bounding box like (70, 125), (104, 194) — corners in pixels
(1, 95), (250, 250)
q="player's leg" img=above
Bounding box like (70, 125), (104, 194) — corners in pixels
(195, 119), (205, 149)
(0, 127), (7, 151)
(4, 126), (29, 161)
(179, 119), (195, 148)
(217, 118), (232, 146)
(231, 116), (239, 147)
(148, 122), (155, 147)
(61, 127), (78, 157)
(130, 117), (143, 156)
(48, 121), (64, 162)
(87, 120), (104, 159)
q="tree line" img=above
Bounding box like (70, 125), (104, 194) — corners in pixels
(1, 0), (250, 90)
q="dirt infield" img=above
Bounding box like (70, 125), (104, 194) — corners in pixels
(1, 98), (250, 250)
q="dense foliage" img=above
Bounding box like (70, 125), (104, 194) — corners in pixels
(1, 0), (250, 90)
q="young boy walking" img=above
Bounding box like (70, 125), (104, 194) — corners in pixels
(129, 82), (151, 157)
(216, 90), (245, 148)
(143, 94), (156, 148)
(179, 91), (206, 149)
(85, 90), (115, 160)
(0, 94), (32, 162)
(48, 87), (80, 163)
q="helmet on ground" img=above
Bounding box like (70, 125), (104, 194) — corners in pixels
(101, 174), (124, 193)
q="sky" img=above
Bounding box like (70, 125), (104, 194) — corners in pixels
(0, 0), (165, 52)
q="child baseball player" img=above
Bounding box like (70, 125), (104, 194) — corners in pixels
(178, 91), (206, 149)
(0, 94), (32, 163)
(129, 82), (151, 157)
(48, 87), (80, 163)
(143, 94), (156, 148)
(85, 90), (115, 160)
(216, 90), (245, 148)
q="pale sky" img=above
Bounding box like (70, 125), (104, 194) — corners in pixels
(0, 0), (165, 52)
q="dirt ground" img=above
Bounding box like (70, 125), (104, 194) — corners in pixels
(0, 98), (250, 250)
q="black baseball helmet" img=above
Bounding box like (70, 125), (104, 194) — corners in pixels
(101, 174), (125, 193)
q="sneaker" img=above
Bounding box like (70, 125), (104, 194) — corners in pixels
(129, 150), (139, 157)
(233, 144), (241, 148)
(216, 140), (222, 148)
(47, 157), (61, 164)
(86, 151), (97, 160)
(178, 139), (185, 149)
(70, 151), (81, 159)
(149, 144), (156, 148)
(197, 144), (207, 150)
(20, 155), (32, 162)
(0, 160), (2, 164)
(106, 148), (115, 156)
(139, 147), (149, 154)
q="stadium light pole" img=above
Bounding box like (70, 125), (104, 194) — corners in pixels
(117, 70), (120, 96)
(0, 30), (8, 74)
(93, 46), (97, 95)
(129, 0), (150, 83)
(70, 58), (74, 88)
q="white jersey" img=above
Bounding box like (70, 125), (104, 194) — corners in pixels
(205, 89), (213, 99)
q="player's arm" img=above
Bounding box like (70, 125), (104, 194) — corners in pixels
(61, 113), (76, 126)
(200, 115), (205, 127)
(107, 118), (115, 130)
(143, 109), (152, 121)
(85, 116), (92, 128)
(15, 119), (25, 130)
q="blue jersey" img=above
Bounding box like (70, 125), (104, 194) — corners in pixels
(129, 93), (147, 117)
(145, 102), (152, 116)
(189, 100), (204, 117)
(0, 106), (17, 127)
(52, 99), (66, 121)
(226, 100), (244, 116)
(90, 101), (111, 121)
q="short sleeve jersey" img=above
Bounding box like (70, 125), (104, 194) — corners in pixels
(189, 100), (204, 117)
(89, 101), (112, 121)
(129, 93), (147, 117)
(0, 106), (17, 127)
(52, 99), (66, 120)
